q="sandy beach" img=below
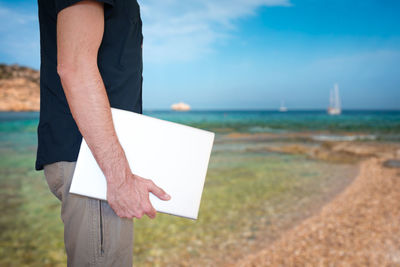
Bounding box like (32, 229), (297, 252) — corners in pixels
(237, 151), (400, 266)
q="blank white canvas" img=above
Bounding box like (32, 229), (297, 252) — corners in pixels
(69, 107), (215, 220)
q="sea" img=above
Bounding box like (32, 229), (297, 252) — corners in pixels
(1, 109), (399, 144)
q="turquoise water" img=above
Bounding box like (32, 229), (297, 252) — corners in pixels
(145, 110), (400, 135)
(0, 109), (364, 266)
(1, 110), (399, 144)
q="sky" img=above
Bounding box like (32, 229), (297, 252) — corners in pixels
(0, 0), (399, 110)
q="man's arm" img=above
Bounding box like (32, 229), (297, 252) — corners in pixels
(56, 0), (170, 219)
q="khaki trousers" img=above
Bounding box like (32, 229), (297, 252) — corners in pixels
(44, 161), (133, 267)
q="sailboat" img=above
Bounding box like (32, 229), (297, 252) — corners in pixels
(327, 83), (341, 115)
(279, 100), (288, 112)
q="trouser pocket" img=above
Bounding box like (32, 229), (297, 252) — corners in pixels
(43, 162), (64, 201)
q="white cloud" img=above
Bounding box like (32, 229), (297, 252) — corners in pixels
(0, 1), (291, 67)
(0, 6), (37, 28)
(138, 0), (291, 63)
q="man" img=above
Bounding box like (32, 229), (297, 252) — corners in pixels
(35, 0), (170, 266)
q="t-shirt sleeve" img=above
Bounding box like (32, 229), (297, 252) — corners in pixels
(55, 0), (115, 15)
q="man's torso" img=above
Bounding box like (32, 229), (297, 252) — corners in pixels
(36, 0), (143, 171)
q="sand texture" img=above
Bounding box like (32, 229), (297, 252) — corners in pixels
(237, 157), (400, 266)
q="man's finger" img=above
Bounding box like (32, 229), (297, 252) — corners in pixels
(109, 202), (126, 218)
(134, 210), (144, 219)
(145, 205), (157, 219)
(143, 194), (157, 219)
(148, 180), (171, 201)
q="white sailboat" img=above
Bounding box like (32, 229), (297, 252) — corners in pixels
(279, 100), (288, 112)
(327, 83), (341, 115)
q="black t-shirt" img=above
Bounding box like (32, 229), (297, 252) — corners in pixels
(35, 0), (143, 170)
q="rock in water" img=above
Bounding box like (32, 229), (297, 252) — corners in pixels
(383, 159), (400, 169)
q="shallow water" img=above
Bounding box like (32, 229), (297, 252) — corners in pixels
(0, 112), (361, 266)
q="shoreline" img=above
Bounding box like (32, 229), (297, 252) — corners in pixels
(219, 131), (400, 162)
(218, 131), (400, 266)
(236, 155), (400, 266)
(217, 161), (360, 267)
(163, 133), (365, 267)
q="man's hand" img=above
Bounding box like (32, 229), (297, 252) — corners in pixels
(107, 171), (171, 219)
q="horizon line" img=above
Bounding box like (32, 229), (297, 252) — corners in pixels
(143, 108), (400, 112)
(1, 108), (400, 113)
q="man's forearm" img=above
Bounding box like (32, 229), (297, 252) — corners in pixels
(58, 63), (130, 186)
(53, 0), (169, 219)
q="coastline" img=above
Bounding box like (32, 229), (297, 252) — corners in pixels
(220, 131), (400, 162)
(236, 153), (400, 266)
(153, 133), (361, 267)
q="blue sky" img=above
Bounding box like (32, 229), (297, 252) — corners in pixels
(0, 0), (399, 110)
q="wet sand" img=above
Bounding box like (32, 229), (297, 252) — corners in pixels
(237, 156), (400, 266)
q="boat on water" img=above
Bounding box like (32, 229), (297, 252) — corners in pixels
(171, 102), (191, 111)
(327, 83), (341, 115)
(279, 100), (288, 112)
